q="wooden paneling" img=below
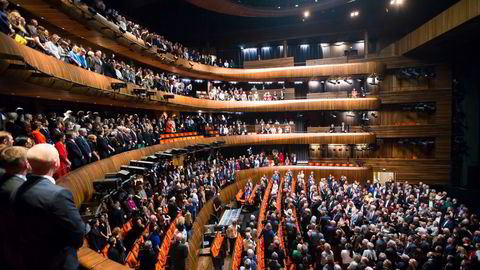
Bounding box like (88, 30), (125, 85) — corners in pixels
(220, 133), (376, 145)
(381, 66), (452, 92)
(396, 0), (480, 55)
(378, 111), (434, 125)
(362, 159), (450, 184)
(9, 0), (386, 81)
(307, 91), (349, 99)
(244, 57), (294, 68)
(169, 95), (380, 112)
(307, 124), (450, 138)
(0, 34), (380, 112)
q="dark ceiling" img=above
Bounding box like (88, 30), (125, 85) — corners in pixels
(103, 0), (459, 50)
(232, 0), (343, 9)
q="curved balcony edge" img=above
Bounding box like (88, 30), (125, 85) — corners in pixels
(0, 33), (380, 112)
(9, 0), (385, 81)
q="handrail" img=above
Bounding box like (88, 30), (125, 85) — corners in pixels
(57, 133), (375, 207)
(9, 0), (386, 81)
(0, 33), (381, 112)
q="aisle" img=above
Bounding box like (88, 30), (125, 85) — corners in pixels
(195, 254), (232, 270)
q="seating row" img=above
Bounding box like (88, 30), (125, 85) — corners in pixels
(256, 180), (273, 270)
(156, 214), (181, 270)
(126, 225), (150, 268)
(231, 235), (244, 270)
(307, 162), (355, 167)
(211, 233), (225, 258)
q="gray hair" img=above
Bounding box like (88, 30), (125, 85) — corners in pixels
(144, 240), (152, 249)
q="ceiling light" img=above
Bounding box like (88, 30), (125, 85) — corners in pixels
(391, 0), (404, 5)
(295, 4), (299, 8)
(278, 6), (281, 9)
(304, 10), (310, 18)
(350, 10), (359, 17)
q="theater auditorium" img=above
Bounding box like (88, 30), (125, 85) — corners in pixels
(0, 0), (479, 270)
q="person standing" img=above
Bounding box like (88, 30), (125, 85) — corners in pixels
(227, 220), (239, 255)
(65, 131), (85, 170)
(54, 132), (71, 179)
(11, 143), (85, 270)
(0, 146), (30, 269)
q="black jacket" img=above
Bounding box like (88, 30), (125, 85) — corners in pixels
(12, 175), (85, 270)
(66, 139), (85, 169)
(75, 136), (92, 163)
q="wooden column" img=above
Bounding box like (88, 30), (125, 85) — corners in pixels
(283, 40), (288, 58)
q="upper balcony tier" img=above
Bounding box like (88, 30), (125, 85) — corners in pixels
(0, 33), (380, 112)
(8, 0), (385, 81)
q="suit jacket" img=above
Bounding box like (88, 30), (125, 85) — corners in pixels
(66, 139), (84, 169)
(96, 136), (111, 159)
(12, 175), (85, 270)
(0, 174), (26, 269)
(75, 136), (92, 163)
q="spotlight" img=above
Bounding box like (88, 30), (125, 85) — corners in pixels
(304, 10), (310, 18)
(350, 10), (359, 17)
(390, 0), (404, 5)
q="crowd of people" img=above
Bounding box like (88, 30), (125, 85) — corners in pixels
(0, 107), (237, 177)
(248, 172), (480, 270)
(73, 0), (233, 68)
(206, 86), (286, 101)
(84, 148), (286, 269)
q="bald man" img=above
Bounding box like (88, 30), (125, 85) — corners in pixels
(10, 143), (85, 270)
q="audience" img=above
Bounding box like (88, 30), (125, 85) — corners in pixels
(71, 0), (233, 68)
(255, 173), (480, 270)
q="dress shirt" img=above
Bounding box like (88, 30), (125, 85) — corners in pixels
(14, 174), (27, 181)
(42, 175), (56, 185)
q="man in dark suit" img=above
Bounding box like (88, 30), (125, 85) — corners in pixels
(0, 146), (30, 269)
(12, 144), (85, 270)
(65, 131), (85, 170)
(75, 128), (92, 164)
(171, 233), (188, 270)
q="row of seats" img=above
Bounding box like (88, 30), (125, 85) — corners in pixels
(211, 233), (225, 258)
(231, 235), (244, 270)
(160, 132), (198, 139)
(247, 184), (259, 205)
(99, 219), (134, 257)
(159, 135), (203, 144)
(126, 225), (151, 268)
(256, 180), (273, 270)
(307, 162), (355, 167)
(156, 214), (181, 270)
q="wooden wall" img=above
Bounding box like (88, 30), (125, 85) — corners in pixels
(396, 0), (480, 55)
(244, 57), (294, 68)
